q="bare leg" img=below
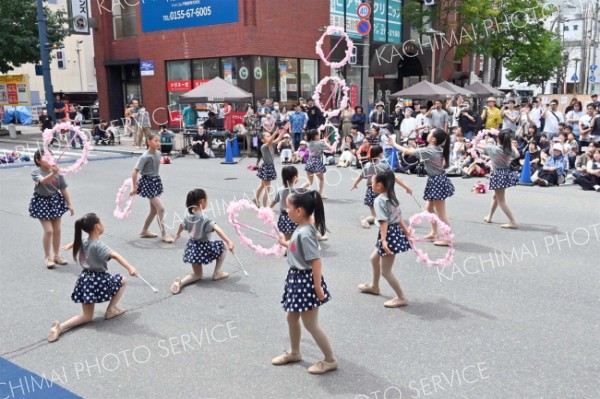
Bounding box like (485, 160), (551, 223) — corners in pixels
(423, 201), (438, 239)
(51, 218), (62, 256)
(180, 264), (204, 287)
(302, 173), (314, 189)
(254, 181), (265, 205)
(485, 193), (498, 223)
(380, 255), (406, 300)
(149, 197), (168, 237)
(300, 308), (336, 363)
(141, 199), (158, 233)
(51, 303), (95, 341)
(433, 200), (451, 246)
(212, 250), (229, 280)
(39, 220), (53, 257)
(106, 276), (128, 314)
(262, 181), (271, 207)
(316, 173), (325, 196)
(287, 312), (302, 356)
(495, 188), (517, 226)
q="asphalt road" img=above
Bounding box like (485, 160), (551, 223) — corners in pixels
(1, 153), (598, 399)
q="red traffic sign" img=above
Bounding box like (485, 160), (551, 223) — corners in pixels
(357, 3), (372, 19)
(356, 19), (371, 36)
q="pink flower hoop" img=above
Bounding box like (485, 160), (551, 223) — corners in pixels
(317, 121), (340, 149)
(313, 76), (350, 118)
(227, 199), (286, 257)
(113, 178), (136, 219)
(315, 26), (355, 69)
(407, 211), (454, 267)
(42, 122), (91, 175)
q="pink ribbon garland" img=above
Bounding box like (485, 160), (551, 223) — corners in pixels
(113, 178), (136, 219)
(407, 211), (454, 267)
(42, 122), (92, 175)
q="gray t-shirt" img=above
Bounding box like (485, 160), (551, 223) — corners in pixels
(483, 145), (517, 170)
(362, 160), (390, 186)
(183, 212), (215, 241)
(502, 110), (519, 131)
(261, 144), (275, 164)
(430, 109), (449, 129)
(286, 224), (320, 271)
(274, 186), (292, 211)
(32, 168), (67, 196)
(78, 238), (112, 272)
(413, 146), (445, 176)
(374, 194), (402, 224)
(309, 141), (329, 158)
(135, 151), (161, 177)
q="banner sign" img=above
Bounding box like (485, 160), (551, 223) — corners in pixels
(140, 61), (155, 76)
(373, 0), (402, 43)
(279, 64), (287, 102)
(141, 0), (239, 33)
(167, 80), (192, 92)
(68, 0), (90, 35)
(0, 75), (30, 106)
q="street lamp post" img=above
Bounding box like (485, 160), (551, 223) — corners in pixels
(36, 0), (55, 120)
(573, 57), (581, 94)
(425, 29), (445, 83)
(75, 40), (83, 92)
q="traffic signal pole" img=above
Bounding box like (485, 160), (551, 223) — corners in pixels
(36, 0), (56, 121)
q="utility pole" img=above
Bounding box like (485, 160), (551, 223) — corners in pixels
(76, 40), (83, 92)
(36, 0), (55, 121)
(360, 0), (371, 110)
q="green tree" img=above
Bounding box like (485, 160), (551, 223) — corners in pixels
(504, 32), (562, 91)
(0, 0), (69, 73)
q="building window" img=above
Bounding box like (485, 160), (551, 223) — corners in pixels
(300, 59), (318, 101)
(113, 2), (137, 39)
(192, 58), (219, 86)
(573, 24), (578, 30)
(563, 25), (569, 31)
(254, 56), (277, 101)
(166, 60), (192, 106)
(279, 59), (298, 104)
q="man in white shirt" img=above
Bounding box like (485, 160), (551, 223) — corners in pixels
(446, 96), (463, 129)
(529, 97), (543, 133)
(541, 99), (564, 140)
(415, 107), (432, 139)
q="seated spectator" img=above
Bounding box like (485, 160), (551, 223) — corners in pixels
(293, 140), (309, 164)
(192, 127), (211, 159)
(518, 125), (539, 152)
(519, 141), (541, 174)
(278, 133), (294, 164)
(106, 121), (119, 145)
(573, 148), (600, 191)
(451, 131), (467, 165)
(350, 125), (364, 144)
(366, 126), (381, 147)
(461, 149), (488, 178)
(397, 138), (420, 174)
(203, 112), (217, 129)
(159, 124), (175, 154)
(356, 138), (372, 168)
(337, 135), (357, 167)
(534, 143), (568, 186)
(93, 120), (109, 145)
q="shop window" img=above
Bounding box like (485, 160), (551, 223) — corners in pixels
(300, 59), (318, 100)
(192, 58), (219, 87)
(279, 59), (298, 105)
(253, 56), (277, 101)
(166, 60), (191, 107)
(113, 2), (137, 39)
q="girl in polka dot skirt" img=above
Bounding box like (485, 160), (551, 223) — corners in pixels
(29, 150), (75, 269)
(358, 170), (412, 308)
(171, 188), (234, 294)
(351, 145), (413, 229)
(392, 128), (454, 246)
(274, 190), (338, 375)
(302, 129), (335, 199)
(131, 133), (174, 243)
(479, 129), (520, 228)
(254, 128), (284, 207)
(47, 213), (138, 342)
(270, 165), (300, 240)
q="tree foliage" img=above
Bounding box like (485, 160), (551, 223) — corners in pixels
(0, 0), (69, 73)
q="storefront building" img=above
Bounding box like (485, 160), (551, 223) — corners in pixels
(92, 0), (329, 125)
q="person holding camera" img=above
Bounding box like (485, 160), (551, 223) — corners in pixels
(501, 100), (519, 131)
(481, 97), (502, 130)
(456, 100), (480, 140)
(541, 100), (564, 141)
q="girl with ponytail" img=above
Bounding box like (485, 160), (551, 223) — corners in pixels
(392, 128), (455, 246)
(47, 213), (138, 343)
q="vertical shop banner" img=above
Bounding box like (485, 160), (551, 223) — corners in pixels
(279, 64), (287, 102)
(373, 0), (387, 42)
(387, 0), (402, 44)
(68, 0), (90, 35)
(142, 0), (239, 33)
(350, 84), (359, 108)
(0, 75), (30, 106)
(223, 64), (233, 84)
(330, 0), (361, 39)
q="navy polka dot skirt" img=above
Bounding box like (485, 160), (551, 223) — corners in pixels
(278, 210), (298, 234)
(305, 156), (327, 174)
(183, 239), (225, 265)
(257, 163), (277, 181)
(137, 175), (164, 198)
(376, 223), (412, 257)
(281, 268), (331, 312)
(29, 192), (69, 220)
(71, 270), (123, 304)
(489, 168), (519, 190)
(364, 185), (378, 206)
(423, 173), (455, 201)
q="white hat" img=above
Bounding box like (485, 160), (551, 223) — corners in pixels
(486, 97), (496, 103)
(300, 140), (307, 145)
(376, 101), (384, 107)
(283, 133), (290, 138)
(552, 143), (563, 151)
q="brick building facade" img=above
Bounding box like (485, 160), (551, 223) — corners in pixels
(92, 0), (330, 125)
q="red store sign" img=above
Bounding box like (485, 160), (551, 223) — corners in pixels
(167, 80), (192, 92)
